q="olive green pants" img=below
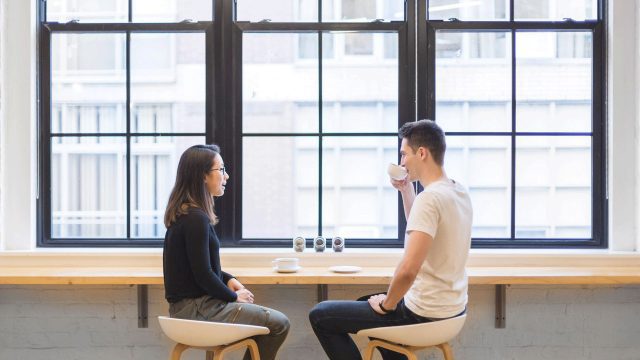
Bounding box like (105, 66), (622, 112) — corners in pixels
(169, 295), (290, 360)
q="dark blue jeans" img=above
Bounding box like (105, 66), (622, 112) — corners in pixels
(309, 294), (436, 360)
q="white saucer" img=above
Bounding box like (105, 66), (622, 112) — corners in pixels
(274, 266), (301, 273)
(329, 265), (362, 274)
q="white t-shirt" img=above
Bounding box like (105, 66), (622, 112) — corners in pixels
(403, 178), (473, 319)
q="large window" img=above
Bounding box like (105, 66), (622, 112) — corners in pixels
(420, 0), (604, 247)
(40, 0), (212, 246)
(229, 0), (408, 247)
(39, 0), (605, 248)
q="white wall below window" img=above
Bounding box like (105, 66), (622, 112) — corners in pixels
(1, 284), (639, 360)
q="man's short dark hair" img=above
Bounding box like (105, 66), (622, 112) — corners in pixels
(398, 119), (446, 166)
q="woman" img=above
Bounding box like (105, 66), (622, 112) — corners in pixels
(163, 144), (290, 360)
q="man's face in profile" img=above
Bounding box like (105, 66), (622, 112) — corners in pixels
(400, 138), (419, 182)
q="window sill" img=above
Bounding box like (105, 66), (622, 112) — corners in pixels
(0, 247), (638, 268)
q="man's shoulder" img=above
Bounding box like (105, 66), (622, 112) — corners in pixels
(417, 182), (471, 207)
(414, 189), (442, 210)
(417, 182), (450, 200)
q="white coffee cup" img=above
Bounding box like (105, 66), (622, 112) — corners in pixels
(387, 163), (408, 180)
(272, 257), (300, 272)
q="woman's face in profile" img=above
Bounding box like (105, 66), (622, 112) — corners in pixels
(204, 154), (229, 197)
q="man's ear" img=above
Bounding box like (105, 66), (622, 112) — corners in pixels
(418, 147), (430, 161)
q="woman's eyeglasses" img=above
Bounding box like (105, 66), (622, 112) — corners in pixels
(209, 167), (227, 174)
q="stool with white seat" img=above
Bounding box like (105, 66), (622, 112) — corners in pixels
(158, 316), (270, 360)
(356, 314), (466, 360)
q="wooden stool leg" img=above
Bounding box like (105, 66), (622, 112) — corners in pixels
(212, 349), (224, 360)
(362, 341), (377, 360)
(365, 340), (418, 360)
(205, 350), (214, 360)
(405, 349), (418, 360)
(436, 343), (454, 360)
(170, 343), (189, 360)
(213, 338), (259, 360)
(246, 339), (261, 360)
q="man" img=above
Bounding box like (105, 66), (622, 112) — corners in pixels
(309, 119), (473, 360)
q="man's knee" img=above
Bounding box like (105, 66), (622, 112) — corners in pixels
(308, 301), (332, 328)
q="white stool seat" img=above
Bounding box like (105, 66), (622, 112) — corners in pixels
(357, 314), (466, 347)
(158, 316), (270, 347)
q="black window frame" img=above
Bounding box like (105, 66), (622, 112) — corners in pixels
(216, 0), (416, 248)
(37, 0), (215, 247)
(418, 0), (606, 248)
(37, 0), (606, 248)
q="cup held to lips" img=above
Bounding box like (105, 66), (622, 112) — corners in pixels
(272, 257), (300, 272)
(387, 163), (408, 180)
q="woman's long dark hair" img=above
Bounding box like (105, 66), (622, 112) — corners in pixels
(164, 144), (221, 227)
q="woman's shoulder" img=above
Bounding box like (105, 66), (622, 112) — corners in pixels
(184, 207), (209, 219)
(172, 207), (210, 225)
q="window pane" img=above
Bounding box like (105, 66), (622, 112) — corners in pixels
(515, 0), (597, 20)
(322, 0), (404, 22)
(429, 0), (508, 20)
(298, 34), (318, 60)
(436, 32), (511, 132)
(336, 0), (375, 21)
(46, 0), (127, 22)
(322, 137), (398, 238)
(323, 102), (398, 133)
(237, 0), (317, 22)
(242, 137), (319, 238)
(131, 136), (205, 238)
(51, 137), (126, 238)
(323, 32), (398, 133)
(345, 33), (374, 55)
(384, 0), (405, 21)
(132, 0), (212, 22)
(131, 33), (206, 133)
(384, 34), (399, 59)
(446, 136), (511, 238)
(52, 33), (126, 134)
(515, 136), (591, 238)
(516, 32), (592, 132)
(243, 33), (319, 133)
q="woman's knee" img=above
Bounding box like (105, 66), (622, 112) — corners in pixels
(266, 308), (290, 336)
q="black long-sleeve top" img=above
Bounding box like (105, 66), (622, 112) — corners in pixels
(163, 208), (237, 303)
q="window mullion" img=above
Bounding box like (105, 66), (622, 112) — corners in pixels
(318, 26), (324, 238)
(510, 0), (515, 21)
(510, 28), (516, 241)
(126, 30), (132, 239)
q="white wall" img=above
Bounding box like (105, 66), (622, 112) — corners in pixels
(1, 284), (639, 360)
(0, 0), (38, 250)
(609, 0), (639, 251)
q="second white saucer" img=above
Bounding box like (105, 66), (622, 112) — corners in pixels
(329, 265), (362, 273)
